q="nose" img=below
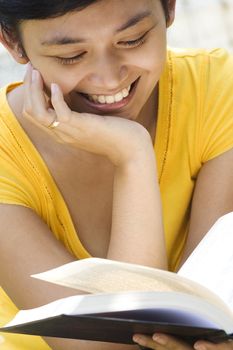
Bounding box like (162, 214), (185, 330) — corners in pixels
(87, 52), (129, 92)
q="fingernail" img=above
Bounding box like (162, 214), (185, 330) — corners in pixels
(51, 83), (59, 95)
(133, 335), (146, 345)
(26, 62), (32, 72)
(194, 344), (206, 350)
(152, 335), (167, 345)
(133, 335), (140, 343)
(32, 70), (39, 82)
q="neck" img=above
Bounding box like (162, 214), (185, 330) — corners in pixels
(137, 85), (158, 143)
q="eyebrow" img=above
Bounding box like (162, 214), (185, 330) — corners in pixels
(116, 10), (152, 32)
(41, 10), (152, 46)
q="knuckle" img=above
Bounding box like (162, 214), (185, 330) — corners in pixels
(36, 111), (50, 125)
(61, 110), (72, 123)
(22, 105), (32, 118)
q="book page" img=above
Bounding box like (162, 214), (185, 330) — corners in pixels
(5, 291), (232, 332)
(178, 212), (233, 311)
(32, 257), (232, 317)
(90, 293), (233, 333)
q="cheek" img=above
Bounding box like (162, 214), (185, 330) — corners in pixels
(39, 65), (84, 96)
(147, 44), (166, 77)
(24, 47), (85, 95)
(129, 41), (166, 75)
(132, 53), (166, 81)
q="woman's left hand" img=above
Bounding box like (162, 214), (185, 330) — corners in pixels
(133, 333), (233, 350)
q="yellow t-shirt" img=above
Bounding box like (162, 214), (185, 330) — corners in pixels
(0, 48), (233, 349)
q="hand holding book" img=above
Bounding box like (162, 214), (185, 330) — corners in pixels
(134, 332), (233, 350)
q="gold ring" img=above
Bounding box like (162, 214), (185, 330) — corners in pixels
(48, 117), (60, 129)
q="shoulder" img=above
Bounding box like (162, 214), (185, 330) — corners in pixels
(168, 47), (233, 64)
(0, 83), (24, 151)
(0, 83), (37, 206)
(0, 82), (23, 101)
(162, 49), (233, 163)
(0, 82), (23, 123)
(167, 48), (233, 87)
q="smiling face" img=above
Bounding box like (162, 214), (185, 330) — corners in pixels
(17, 0), (173, 122)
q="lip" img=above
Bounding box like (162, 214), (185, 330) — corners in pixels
(77, 78), (140, 112)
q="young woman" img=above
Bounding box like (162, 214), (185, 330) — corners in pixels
(0, 1), (232, 349)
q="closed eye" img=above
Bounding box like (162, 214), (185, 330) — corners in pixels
(54, 30), (149, 65)
(118, 31), (148, 48)
(55, 52), (87, 65)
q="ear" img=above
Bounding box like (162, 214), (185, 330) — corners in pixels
(166, 0), (176, 28)
(0, 27), (29, 64)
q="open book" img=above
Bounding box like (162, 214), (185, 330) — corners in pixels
(1, 213), (233, 345)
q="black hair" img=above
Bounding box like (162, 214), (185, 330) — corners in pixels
(0, 0), (170, 45)
(161, 0), (169, 21)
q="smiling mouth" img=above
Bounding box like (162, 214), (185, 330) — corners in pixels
(79, 78), (140, 107)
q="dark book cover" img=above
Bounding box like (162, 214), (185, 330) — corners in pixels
(1, 314), (232, 345)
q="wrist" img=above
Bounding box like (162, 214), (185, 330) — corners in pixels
(116, 141), (156, 173)
(114, 130), (154, 168)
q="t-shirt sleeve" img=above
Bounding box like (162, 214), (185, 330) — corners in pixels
(0, 153), (36, 208)
(200, 49), (233, 162)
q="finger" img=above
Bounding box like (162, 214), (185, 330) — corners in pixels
(133, 334), (158, 349)
(23, 63), (33, 118)
(151, 333), (192, 350)
(50, 83), (111, 139)
(50, 83), (72, 123)
(194, 340), (233, 350)
(23, 66), (57, 128)
(30, 69), (55, 127)
(23, 62), (32, 85)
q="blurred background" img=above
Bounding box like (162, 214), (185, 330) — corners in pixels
(0, 0), (233, 87)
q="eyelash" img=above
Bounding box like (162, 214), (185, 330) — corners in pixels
(119, 33), (147, 47)
(56, 52), (86, 65)
(56, 33), (147, 65)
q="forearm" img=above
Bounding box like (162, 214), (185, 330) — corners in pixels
(107, 141), (167, 269)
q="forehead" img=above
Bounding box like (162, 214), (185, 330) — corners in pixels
(20, 0), (161, 43)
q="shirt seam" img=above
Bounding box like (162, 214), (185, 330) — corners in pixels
(159, 50), (173, 183)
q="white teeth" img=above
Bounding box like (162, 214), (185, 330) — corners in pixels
(114, 92), (124, 102)
(105, 95), (115, 104)
(87, 84), (131, 104)
(122, 88), (129, 98)
(98, 95), (106, 104)
(92, 95), (99, 103)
